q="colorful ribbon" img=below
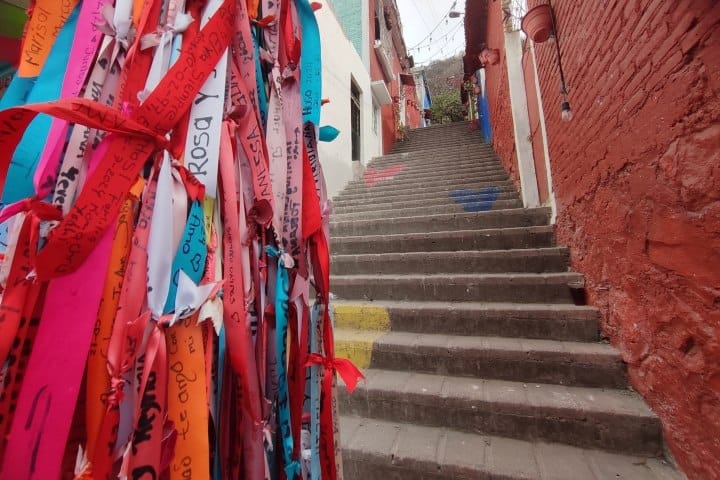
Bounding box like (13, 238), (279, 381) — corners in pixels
(0, 1), (362, 479)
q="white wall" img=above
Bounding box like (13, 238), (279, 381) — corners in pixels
(315, 0), (380, 199)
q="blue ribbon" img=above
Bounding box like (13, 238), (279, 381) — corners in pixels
(1, 5), (80, 206)
(213, 324), (226, 480)
(265, 246), (301, 479)
(296, 0), (322, 126)
(0, 74), (34, 110)
(318, 125), (339, 142)
(164, 200), (207, 313)
(0, 5), (80, 251)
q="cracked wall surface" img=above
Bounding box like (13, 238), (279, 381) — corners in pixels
(483, 1), (720, 478)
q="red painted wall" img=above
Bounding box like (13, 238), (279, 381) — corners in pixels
(484, 1), (720, 478)
(369, 0), (420, 154)
(483, 14), (519, 188)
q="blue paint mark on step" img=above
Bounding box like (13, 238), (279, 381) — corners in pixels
(449, 187), (503, 212)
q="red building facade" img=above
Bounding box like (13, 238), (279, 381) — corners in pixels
(466, 1), (720, 478)
(369, 0), (421, 154)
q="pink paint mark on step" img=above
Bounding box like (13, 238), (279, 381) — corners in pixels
(364, 164), (405, 187)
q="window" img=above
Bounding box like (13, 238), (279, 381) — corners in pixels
(351, 80), (362, 162)
(372, 101), (379, 134)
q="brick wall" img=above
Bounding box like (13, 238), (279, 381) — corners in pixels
(484, 1), (720, 478)
(483, 9), (519, 187)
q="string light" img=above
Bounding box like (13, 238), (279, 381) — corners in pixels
(408, 1), (459, 52)
(416, 21), (464, 65)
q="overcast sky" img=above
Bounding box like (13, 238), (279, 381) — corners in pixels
(396, 0), (466, 66)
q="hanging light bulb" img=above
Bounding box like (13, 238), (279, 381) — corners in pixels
(560, 99), (573, 122)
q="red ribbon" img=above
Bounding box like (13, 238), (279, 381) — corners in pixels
(0, 198), (62, 364)
(0, 0), (237, 281)
(0, 199), (60, 462)
(305, 353), (364, 395)
(1, 198), (62, 268)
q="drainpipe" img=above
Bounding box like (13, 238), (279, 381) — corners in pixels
(504, 30), (540, 208)
(530, 40), (557, 222)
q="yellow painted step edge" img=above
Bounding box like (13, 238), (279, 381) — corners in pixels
(331, 304), (391, 332)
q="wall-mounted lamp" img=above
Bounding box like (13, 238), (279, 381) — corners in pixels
(561, 98), (572, 122)
(521, 1), (572, 122)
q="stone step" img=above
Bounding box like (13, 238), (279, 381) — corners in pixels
(331, 300), (600, 342)
(379, 142), (487, 154)
(369, 151), (495, 168)
(398, 129), (480, 140)
(354, 330), (627, 388)
(330, 226), (556, 254)
(369, 155), (491, 170)
(332, 191), (520, 213)
(332, 187), (518, 209)
(341, 417), (681, 480)
(351, 163), (507, 186)
(397, 126), (482, 137)
(390, 142), (488, 154)
(339, 370), (663, 456)
(391, 136), (485, 148)
(406, 120), (474, 133)
(334, 180), (515, 203)
(331, 199), (523, 221)
(397, 130), (481, 141)
(406, 126), (478, 137)
(331, 248), (569, 275)
(330, 272), (584, 303)
(341, 173), (510, 194)
(348, 170), (508, 191)
(331, 208), (550, 237)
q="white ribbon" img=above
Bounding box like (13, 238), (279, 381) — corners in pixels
(182, 0), (227, 199)
(167, 270), (220, 327)
(146, 153), (174, 318)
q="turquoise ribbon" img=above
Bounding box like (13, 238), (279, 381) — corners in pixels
(318, 125), (339, 142)
(296, 0), (321, 126)
(163, 200), (207, 313)
(1, 5), (80, 205)
(265, 246), (301, 479)
(214, 324), (226, 480)
(0, 74), (34, 110)
(0, 5), (80, 251)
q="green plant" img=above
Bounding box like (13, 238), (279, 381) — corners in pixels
(430, 89), (464, 123)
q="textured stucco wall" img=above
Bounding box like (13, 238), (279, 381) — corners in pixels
(316, 0), (379, 198)
(327, 0), (365, 59)
(484, 1), (720, 478)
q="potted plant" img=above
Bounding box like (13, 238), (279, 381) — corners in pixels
(521, 4), (554, 43)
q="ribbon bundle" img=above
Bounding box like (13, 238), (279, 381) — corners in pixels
(0, 0), (362, 479)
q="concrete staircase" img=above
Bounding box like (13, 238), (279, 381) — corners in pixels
(329, 122), (682, 480)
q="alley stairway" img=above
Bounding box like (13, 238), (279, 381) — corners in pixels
(329, 121), (683, 480)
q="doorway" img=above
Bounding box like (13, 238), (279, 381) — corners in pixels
(351, 80), (361, 162)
